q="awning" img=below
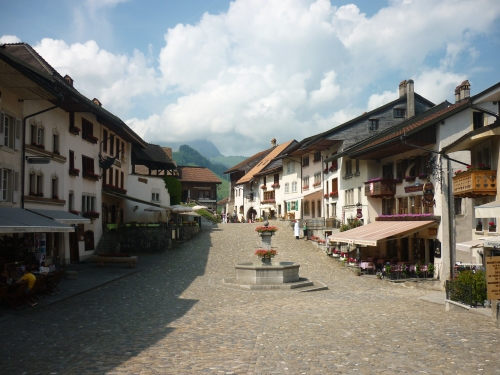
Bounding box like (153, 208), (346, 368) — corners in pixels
(456, 239), (483, 252)
(27, 209), (90, 225)
(483, 238), (500, 248)
(0, 207), (75, 233)
(260, 204), (275, 209)
(329, 220), (436, 246)
(475, 200), (500, 218)
(103, 190), (164, 208)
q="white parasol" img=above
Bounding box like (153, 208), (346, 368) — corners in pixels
(168, 205), (193, 213)
(192, 205), (208, 210)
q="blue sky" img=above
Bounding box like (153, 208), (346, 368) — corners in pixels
(2, 0), (500, 156)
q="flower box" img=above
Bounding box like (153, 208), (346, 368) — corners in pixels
(82, 211), (100, 219)
(418, 173), (427, 179)
(271, 183), (280, 188)
(69, 126), (81, 135)
(313, 182), (321, 187)
(303, 185), (309, 190)
(405, 176), (415, 182)
(329, 191), (338, 198)
(83, 134), (99, 144)
(324, 194), (329, 198)
(69, 168), (80, 177)
(261, 185), (267, 190)
(83, 171), (100, 181)
(70, 210), (80, 215)
(329, 164), (338, 172)
(103, 184), (128, 194)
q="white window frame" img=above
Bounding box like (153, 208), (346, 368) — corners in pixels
(287, 161), (295, 174)
(0, 112), (20, 150)
(284, 182), (290, 193)
(292, 181), (297, 193)
(82, 194), (96, 213)
(302, 176), (309, 188)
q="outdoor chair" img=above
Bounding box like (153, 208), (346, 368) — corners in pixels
(22, 276), (46, 307)
(6, 281), (28, 310)
(365, 262), (376, 275)
(44, 270), (64, 295)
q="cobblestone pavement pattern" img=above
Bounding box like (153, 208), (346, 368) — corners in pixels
(1, 221), (499, 375)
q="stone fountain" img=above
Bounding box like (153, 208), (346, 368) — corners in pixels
(234, 220), (303, 287)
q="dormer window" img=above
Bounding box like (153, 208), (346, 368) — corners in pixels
(394, 108), (406, 118)
(369, 119), (379, 131)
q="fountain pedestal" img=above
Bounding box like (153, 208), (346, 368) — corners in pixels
(235, 226), (300, 285)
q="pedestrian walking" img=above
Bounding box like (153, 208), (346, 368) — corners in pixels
(222, 212), (226, 224)
(303, 221), (308, 240)
(294, 220), (300, 239)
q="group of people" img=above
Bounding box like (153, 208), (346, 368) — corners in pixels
(220, 211), (237, 223)
(2, 261), (55, 294)
(293, 220), (308, 239)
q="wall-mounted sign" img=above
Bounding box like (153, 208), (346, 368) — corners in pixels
(423, 182), (435, 207)
(428, 228), (437, 236)
(356, 208), (363, 219)
(138, 177), (148, 184)
(404, 185), (422, 193)
(485, 256), (500, 300)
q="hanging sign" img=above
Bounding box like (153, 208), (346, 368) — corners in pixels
(423, 181), (435, 207)
(356, 208), (363, 219)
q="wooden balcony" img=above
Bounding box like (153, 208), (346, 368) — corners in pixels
(364, 179), (396, 198)
(452, 169), (496, 198)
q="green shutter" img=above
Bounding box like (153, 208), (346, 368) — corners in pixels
(287, 201), (290, 212)
(295, 200), (298, 211)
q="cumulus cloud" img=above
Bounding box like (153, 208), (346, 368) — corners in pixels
(4, 0), (500, 156)
(0, 35), (21, 44)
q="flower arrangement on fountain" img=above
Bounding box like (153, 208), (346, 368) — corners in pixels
(255, 225), (278, 233)
(254, 249), (278, 259)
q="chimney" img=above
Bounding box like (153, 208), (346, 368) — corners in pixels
(459, 80), (470, 101)
(399, 80), (407, 97)
(406, 79), (415, 118)
(455, 85), (461, 102)
(64, 74), (73, 86)
(92, 98), (102, 107)
(271, 138), (277, 147)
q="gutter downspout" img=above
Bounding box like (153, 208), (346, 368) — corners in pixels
(21, 96), (63, 209)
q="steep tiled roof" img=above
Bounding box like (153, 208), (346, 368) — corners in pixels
(0, 43), (146, 147)
(236, 140), (294, 185)
(223, 148), (272, 174)
(177, 166), (222, 183)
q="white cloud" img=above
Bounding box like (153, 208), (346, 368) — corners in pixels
(0, 35), (21, 44)
(4, 0), (500, 156)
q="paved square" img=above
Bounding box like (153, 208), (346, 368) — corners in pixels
(0, 221), (498, 374)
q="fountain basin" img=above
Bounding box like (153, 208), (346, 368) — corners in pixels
(235, 261), (300, 285)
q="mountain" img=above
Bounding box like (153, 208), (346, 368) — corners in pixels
(169, 139), (247, 168)
(169, 140), (222, 158)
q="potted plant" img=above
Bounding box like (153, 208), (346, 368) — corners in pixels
(489, 221), (496, 232)
(255, 249), (278, 264)
(476, 221), (483, 231)
(354, 268), (361, 276)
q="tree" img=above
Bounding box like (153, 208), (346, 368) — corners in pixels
(164, 176), (182, 205)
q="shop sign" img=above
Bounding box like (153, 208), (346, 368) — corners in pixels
(423, 182), (435, 207)
(356, 208), (363, 219)
(404, 185), (422, 193)
(485, 256), (500, 300)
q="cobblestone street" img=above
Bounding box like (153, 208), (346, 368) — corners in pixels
(1, 221), (499, 375)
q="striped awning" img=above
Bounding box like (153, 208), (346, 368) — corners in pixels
(329, 220), (436, 246)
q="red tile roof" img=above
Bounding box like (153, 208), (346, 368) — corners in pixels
(177, 166), (221, 183)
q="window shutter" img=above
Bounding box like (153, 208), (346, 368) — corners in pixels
(13, 171), (19, 203)
(0, 168), (3, 201)
(295, 200), (298, 211)
(14, 118), (21, 150)
(287, 201), (290, 212)
(0, 112), (5, 140)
